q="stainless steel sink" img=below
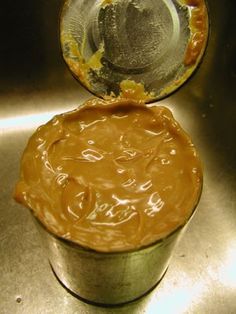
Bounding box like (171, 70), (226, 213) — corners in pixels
(1, 1), (235, 313)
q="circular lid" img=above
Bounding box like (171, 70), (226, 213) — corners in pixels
(60, 0), (208, 103)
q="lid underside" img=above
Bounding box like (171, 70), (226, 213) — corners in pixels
(60, 0), (209, 102)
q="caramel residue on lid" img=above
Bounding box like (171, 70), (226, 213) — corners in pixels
(14, 98), (202, 252)
(183, 0), (208, 66)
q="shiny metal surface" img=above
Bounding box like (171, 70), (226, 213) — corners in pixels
(0, 0), (236, 313)
(60, 0), (208, 101)
(35, 216), (187, 305)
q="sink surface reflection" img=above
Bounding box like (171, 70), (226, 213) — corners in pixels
(0, 1), (235, 313)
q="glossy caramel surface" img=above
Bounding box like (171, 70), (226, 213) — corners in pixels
(14, 99), (202, 252)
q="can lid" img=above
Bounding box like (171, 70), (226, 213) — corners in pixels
(60, 0), (208, 103)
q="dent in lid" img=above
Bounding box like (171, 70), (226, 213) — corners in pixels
(14, 98), (202, 252)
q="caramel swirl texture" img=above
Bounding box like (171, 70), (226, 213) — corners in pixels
(14, 98), (202, 252)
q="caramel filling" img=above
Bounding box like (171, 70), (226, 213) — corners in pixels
(183, 0), (208, 66)
(14, 99), (202, 252)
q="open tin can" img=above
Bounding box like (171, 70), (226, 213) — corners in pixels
(15, 0), (208, 306)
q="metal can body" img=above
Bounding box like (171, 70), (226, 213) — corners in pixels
(35, 219), (186, 305)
